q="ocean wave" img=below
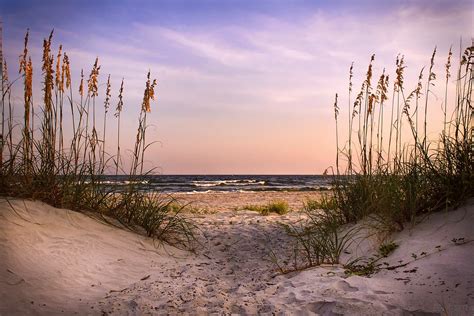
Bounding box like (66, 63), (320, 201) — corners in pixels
(86, 175), (334, 194)
(192, 180), (265, 187)
(178, 186), (332, 194)
(103, 180), (149, 185)
(78, 179), (149, 185)
(184, 190), (232, 195)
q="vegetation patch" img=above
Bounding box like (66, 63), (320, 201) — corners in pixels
(303, 195), (337, 212)
(0, 30), (196, 250)
(243, 200), (289, 215)
(378, 242), (398, 257)
(330, 45), (473, 233)
(279, 43), (473, 274)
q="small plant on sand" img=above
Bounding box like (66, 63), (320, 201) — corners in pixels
(243, 199), (289, 215)
(344, 258), (379, 276)
(279, 203), (361, 270)
(165, 201), (214, 215)
(265, 200), (289, 215)
(303, 195), (337, 212)
(344, 242), (399, 277)
(0, 29), (196, 250)
(378, 241), (398, 257)
(271, 189), (360, 272)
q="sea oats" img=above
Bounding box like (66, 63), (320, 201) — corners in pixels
(115, 78), (124, 116)
(395, 55), (405, 92)
(62, 53), (71, 89)
(349, 62), (354, 93)
(79, 69), (84, 96)
(104, 74), (111, 113)
(365, 54), (375, 88)
(42, 30), (54, 112)
(368, 93), (376, 116)
(446, 47), (452, 80)
(142, 71), (157, 113)
(18, 29), (29, 74)
(55, 45), (63, 91)
(87, 58), (100, 97)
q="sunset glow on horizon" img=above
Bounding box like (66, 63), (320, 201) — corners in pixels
(1, 0), (472, 174)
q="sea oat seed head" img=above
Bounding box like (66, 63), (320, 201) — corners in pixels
(141, 71), (157, 113)
(349, 62), (354, 93)
(63, 53), (71, 89)
(19, 29), (29, 74)
(55, 45), (63, 90)
(42, 30), (55, 112)
(25, 57), (33, 102)
(104, 74), (111, 113)
(79, 69), (84, 97)
(115, 78), (124, 117)
(395, 55), (406, 91)
(2, 61), (8, 87)
(87, 58), (100, 97)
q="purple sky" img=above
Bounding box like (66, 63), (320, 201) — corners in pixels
(1, 0), (472, 174)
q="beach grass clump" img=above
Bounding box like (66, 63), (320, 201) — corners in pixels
(330, 43), (474, 233)
(271, 197), (359, 273)
(0, 29), (196, 249)
(277, 207), (360, 271)
(163, 201), (183, 213)
(303, 195), (337, 213)
(164, 200), (213, 215)
(265, 200), (289, 215)
(105, 192), (196, 248)
(280, 42), (473, 272)
(243, 199), (289, 215)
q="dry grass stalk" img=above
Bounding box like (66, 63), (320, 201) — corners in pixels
(334, 93), (339, 175)
(100, 74), (111, 172)
(19, 30), (33, 173)
(115, 78), (124, 175)
(347, 62), (354, 174)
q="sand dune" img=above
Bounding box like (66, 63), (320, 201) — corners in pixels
(1, 198), (473, 315)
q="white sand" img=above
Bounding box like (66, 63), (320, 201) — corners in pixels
(1, 198), (473, 315)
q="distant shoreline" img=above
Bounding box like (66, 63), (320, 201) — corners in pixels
(172, 190), (327, 213)
(94, 174), (335, 194)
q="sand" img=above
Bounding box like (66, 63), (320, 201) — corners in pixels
(173, 190), (326, 212)
(1, 196), (473, 315)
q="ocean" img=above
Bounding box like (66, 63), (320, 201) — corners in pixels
(100, 175), (334, 194)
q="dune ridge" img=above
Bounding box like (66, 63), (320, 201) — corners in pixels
(1, 198), (473, 315)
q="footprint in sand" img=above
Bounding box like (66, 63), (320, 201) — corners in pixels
(285, 292), (304, 304)
(334, 280), (358, 292)
(306, 301), (338, 315)
(374, 290), (389, 294)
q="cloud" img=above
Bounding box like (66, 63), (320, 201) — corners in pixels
(151, 26), (260, 67)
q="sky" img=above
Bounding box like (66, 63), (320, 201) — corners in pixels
(0, 0), (472, 174)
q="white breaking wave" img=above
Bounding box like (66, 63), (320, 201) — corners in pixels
(192, 180), (265, 187)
